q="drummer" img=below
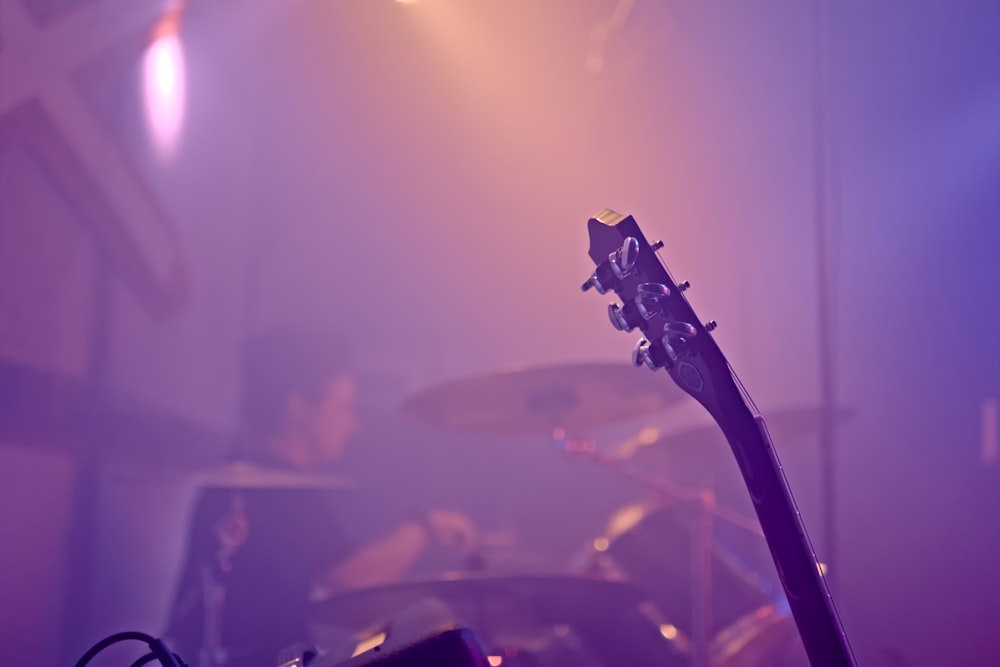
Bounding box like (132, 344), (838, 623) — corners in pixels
(165, 329), (477, 667)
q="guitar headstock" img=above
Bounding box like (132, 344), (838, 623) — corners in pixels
(582, 210), (742, 421)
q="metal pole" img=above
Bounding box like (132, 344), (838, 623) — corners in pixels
(809, 0), (842, 588)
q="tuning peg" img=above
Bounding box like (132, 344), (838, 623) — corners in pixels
(631, 337), (675, 370)
(704, 320), (717, 333)
(581, 272), (608, 294)
(609, 237), (639, 280)
(678, 280), (691, 292)
(608, 301), (644, 332)
(581, 260), (621, 294)
(631, 338), (656, 369)
(608, 303), (630, 331)
(635, 283), (670, 319)
(664, 322), (697, 339)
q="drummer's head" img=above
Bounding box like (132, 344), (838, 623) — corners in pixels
(238, 329), (359, 468)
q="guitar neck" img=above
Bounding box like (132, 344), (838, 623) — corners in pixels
(714, 387), (855, 667)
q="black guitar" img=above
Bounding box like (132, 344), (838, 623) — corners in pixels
(581, 210), (856, 667)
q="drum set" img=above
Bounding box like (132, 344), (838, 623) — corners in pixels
(206, 362), (828, 667)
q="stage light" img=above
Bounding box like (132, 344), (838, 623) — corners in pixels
(143, 8), (186, 160)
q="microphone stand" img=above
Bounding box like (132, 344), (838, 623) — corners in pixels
(809, 0), (843, 589)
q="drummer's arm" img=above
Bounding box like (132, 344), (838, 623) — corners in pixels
(320, 509), (477, 592)
(321, 520), (430, 592)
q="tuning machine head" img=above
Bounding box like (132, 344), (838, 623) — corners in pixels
(635, 282), (670, 319)
(609, 236), (639, 280)
(583, 236), (641, 294)
(608, 301), (646, 332)
(631, 338), (655, 369)
(582, 270), (610, 294)
(631, 336), (677, 371)
(663, 322), (697, 340)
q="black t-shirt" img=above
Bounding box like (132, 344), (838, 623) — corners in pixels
(167, 485), (353, 667)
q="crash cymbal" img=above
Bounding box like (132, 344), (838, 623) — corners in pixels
(401, 362), (686, 435)
(619, 406), (852, 464)
(194, 460), (355, 490)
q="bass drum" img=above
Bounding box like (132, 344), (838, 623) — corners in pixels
(572, 498), (773, 640)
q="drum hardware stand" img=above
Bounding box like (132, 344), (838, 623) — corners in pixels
(199, 564), (228, 667)
(554, 431), (762, 536)
(690, 488), (714, 667)
(555, 433), (760, 667)
(199, 492), (250, 667)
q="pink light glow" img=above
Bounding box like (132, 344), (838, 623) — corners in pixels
(143, 26), (186, 159)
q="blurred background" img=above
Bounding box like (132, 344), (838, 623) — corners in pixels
(0, 0), (997, 666)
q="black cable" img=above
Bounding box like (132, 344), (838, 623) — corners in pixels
(72, 631), (187, 667)
(74, 631), (157, 667)
(129, 651), (187, 667)
(147, 639), (184, 667)
(129, 653), (158, 667)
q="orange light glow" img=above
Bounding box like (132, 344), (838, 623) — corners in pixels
(637, 426), (660, 444)
(487, 657), (502, 667)
(606, 504), (646, 538)
(352, 631), (387, 657)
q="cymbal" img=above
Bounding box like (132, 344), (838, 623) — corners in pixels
(401, 362), (687, 435)
(618, 406), (852, 464)
(310, 575), (648, 631)
(194, 460), (355, 490)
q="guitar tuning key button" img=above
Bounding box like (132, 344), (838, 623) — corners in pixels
(635, 283), (671, 319)
(631, 338), (646, 367)
(678, 281), (691, 292)
(704, 320), (718, 333)
(664, 322), (697, 338)
(650, 240), (664, 252)
(608, 303), (631, 331)
(609, 237), (640, 280)
(631, 338), (663, 370)
(610, 301), (646, 332)
(631, 338), (651, 368)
